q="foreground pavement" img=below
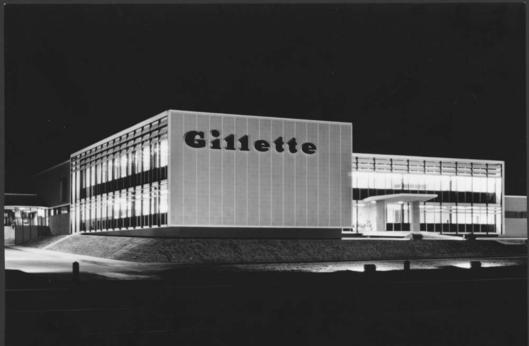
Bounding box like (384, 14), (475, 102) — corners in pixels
(5, 245), (527, 280)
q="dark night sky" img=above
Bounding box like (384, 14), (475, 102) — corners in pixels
(5, 4), (526, 194)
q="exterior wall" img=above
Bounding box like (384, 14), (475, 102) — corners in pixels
(352, 153), (504, 235)
(33, 161), (70, 207)
(48, 214), (70, 235)
(13, 225), (45, 244)
(504, 195), (527, 238)
(4, 226), (15, 245)
(70, 112), (169, 233)
(168, 110), (352, 228)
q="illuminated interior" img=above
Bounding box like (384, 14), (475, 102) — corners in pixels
(70, 116), (169, 232)
(4, 206), (48, 227)
(352, 154), (503, 234)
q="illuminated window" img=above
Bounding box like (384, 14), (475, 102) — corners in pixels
(135, 186), (142, 218)
(456, 176), (471, 192)
(102, 161), (107, 183)
(127, 188), (134, 219)
(102, 194), (107, 220)
(472, 176), (487, 193)
(91, 165), (95, 187)
(356, 172), (369, 188)
(120, 189), (127, 220)
(151, 182), (159, 217)
(95, 195), (101, 222)
(108, 158), (113, 182)
(142, 184), (150, 216)
(160, 136), (168, 167)
(113, 192), (120, 220)
(97, 162), (102, 185)
(127, 150), (133, 176)
(143, 143), (151, 172)
(152, 140), (159, 169)
(160, 180), (168, 214)
(120, 151), (127, 178)
(114, 155), (120, 180)
(135, 145), (142, 173)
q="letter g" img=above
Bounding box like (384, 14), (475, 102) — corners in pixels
(184, 131), (206, 148)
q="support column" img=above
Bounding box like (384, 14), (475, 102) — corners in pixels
(410, 201), (421, 234)
(374, 201), (386, 232)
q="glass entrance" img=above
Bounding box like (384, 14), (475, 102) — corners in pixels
(385, 202), (410, 231)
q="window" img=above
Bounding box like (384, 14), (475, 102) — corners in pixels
(160, 136), (168, 167)
(143, 143), (151, 172)
(71, 116), (168, 233)
(160, 180), (168, 214)
(142, 184), (150, 216)
(120, 151), (127, 178)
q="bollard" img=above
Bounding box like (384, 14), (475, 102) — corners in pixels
(364, 264), (376, 273)
(403, 260), (410, 271)
(470, 261), (481, 270)
(72, 261), (80, 283)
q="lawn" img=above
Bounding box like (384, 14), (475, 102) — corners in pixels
(43, 234), (527, 264)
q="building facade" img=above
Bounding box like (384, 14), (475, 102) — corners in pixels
(70, 110), (353, 234)
(504, 195), (527, 238)
(70, 114), (169, 233)
(351, 153), (504, 235)
(6, 110), (517, 239)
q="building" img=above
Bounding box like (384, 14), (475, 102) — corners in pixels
(4, 109), (524, 240)
(69, 110), (353, 238)
(351, 153), (504, 236)
(3, 161), (71, 244)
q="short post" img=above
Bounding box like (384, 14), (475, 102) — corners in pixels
(403, 260), (410, 271)
(72, 261), (80, 283)
(470, 261), (481, 271)
(364, 264), (376, 273)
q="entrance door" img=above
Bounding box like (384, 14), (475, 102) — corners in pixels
(386, 202), (409, 231)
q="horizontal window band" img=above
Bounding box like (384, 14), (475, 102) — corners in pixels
(505, 211), (527, 218)
(385, 223), (497, 233)
(352, 188), (499, 204)
(79, 213), (168, 232)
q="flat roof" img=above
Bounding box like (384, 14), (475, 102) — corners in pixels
(34, 160), (70, 176)
(71, 109), (352, 157)
(353, 152), (504, 165)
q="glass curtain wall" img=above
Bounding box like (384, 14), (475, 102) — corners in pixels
(70, 116), (169, 233)
(352, 154), (503, 235)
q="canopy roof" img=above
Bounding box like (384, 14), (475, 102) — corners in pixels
(361, 193), (438, 204)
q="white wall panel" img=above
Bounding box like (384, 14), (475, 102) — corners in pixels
(168, 110), (352, 228)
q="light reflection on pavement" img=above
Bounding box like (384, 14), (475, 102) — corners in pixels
(221, 257), (526, 272)
(5, 246), (173, 280)
(5, 246), (526, 279)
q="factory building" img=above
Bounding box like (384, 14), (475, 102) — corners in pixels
(4, 110), (525, 240)
(69, 110), (352, 238)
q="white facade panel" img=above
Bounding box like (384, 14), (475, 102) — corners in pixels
(504, 196), (527, 238)
(168, 110), (352, 228)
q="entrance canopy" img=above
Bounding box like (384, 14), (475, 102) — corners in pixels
(361, 193), (438, 204)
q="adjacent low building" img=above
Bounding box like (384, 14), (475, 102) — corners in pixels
(4, 109), (526, 240)
(351, 153), (504, 236)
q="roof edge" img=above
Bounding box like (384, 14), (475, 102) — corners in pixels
(33, 160), (70, 177)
